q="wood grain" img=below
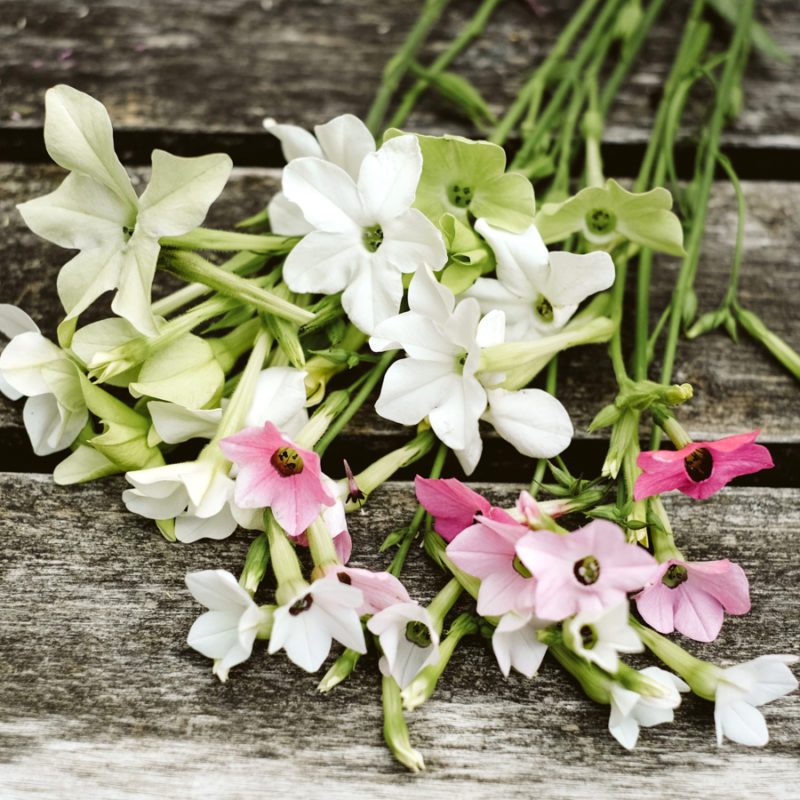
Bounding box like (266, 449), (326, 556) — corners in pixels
(0, 475), (797, 797)
(0, 0), (797, 155)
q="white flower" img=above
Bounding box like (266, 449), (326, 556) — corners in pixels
(264, 114), (376, 235)
(713, 654), (799, 746)
(185, 569), (272, 682)
(268, 577), (366, 672)
(564, 602), (643, 673)
(367, 601), (440, 689)
(465, 219), (615, 341)
(281, 133), (447, 334)
(608, 667), (689, 750)
(371, 267), (573, 473)
(492, 610), (550, 679)
(17, 85), (232, 335)
(0, 304), (87, 455)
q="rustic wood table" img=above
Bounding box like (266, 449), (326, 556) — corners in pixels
(0, 2), (798, 797)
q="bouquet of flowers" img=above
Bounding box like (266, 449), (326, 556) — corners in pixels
(1, 0), (796, 771)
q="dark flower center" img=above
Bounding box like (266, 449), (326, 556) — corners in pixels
(405, 621), (433, 648)
(534, 294), (554, 322)
(289, 595), (313, 615)
(579, 624), (598, 649)
(337, 572), (352, 585)
(271, 446), (304, 477)
(684, 447), (713, 482)
(447, 183), (473, 208)
(573, 555), (601, 585)
(362, 224), (384, 252)
(662, 563), (689, 589)
(512, 555), (532, 579)
(585, 207), (616, 236)
(455, 351), (469, 373)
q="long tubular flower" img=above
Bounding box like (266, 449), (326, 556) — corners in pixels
(17, 85), (232, 335)
(281, 133), (447, 334)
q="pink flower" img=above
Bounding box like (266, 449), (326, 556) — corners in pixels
(634, 430), (773, 501)
(415, 476), (514, 542)
(446, 516), (536, 616)
(220, 421), (334, 536)
(325, 566), (411, 616)
(516, 520), (656, 621)
(634, 558), (751, 642)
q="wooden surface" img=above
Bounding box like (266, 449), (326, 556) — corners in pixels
(0, 0), (798, 795)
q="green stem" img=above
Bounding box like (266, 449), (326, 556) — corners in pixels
(381, 675), (425, 772)
(425, 577), (463, 635)
(160, 228), (296, 254)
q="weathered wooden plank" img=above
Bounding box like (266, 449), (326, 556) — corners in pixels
(0, 475), (797, 797)
(0, 0), (797, 153)
(1, 165), (797, 478)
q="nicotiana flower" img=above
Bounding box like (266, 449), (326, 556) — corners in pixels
(268, 576), (366, 673)
(634, 430), (774, 501)
(386, 130), (535, 233)
(534, 178), (684, 256)
(17, 85), (232, 335)
(371, 267), (573, 473)
(220, 421), (335, 537)
(563, 601), (643, 673)
(714, 655), (799, 746)
(608, 667), (689, 750)
(635, 558), (751, 642)
(367, 602), (441, 689)
(492, 610), (551, 679)
(447, 516), (536, 616)
(0, 304), (87, 455)
(264, 114), (376, 235)
(516, 520), (657, 621)
(465, 219), (615, 341)
(281, 133), (447, 334)
(325, 566), (412, 616)
(185, 569), (272, 682)
(414, 475), (515, 542)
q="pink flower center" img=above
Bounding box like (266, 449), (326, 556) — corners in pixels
(271, 446), (305, 477)
(289, 594), (313, 615)
(684, 447), (713, 482)
(662, 563), (688, 589)
(573, 555), (601, 585)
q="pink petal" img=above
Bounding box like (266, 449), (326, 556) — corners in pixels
(687, 560), (751, 615)
(477, 569), (531, 617)
(330, 567), (411, 615)
(634, 580), (678, 634)
(334, 529), (352, 564)
(532, 574), (578, 621)
(634, 453), (690, 500)
(446, 522), (516, 580)
(672, 586), (725, 642)
(415, 476), (491, 542)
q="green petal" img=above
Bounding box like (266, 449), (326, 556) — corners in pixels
(54, 444), (121, 485)
(470, 172), (535, 232)
(89, 422), (165, 471)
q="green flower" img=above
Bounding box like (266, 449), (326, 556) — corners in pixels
(535, 179), (685, 256)
(384, 129), (535, 233)
(438, 213), (495, 294)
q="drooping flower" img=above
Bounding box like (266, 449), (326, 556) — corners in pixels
(608, 667), (689, 750)
(185, 569), (273, 682)
(563, 601), (643, 673)
(17, 85), (232, 335)
(492, 610), (551, 679)
(371, 266), (573, 473)
(367, 602), (441, 689)
(465, 219), (615, 341)
(634, 558), (751, 642)
(534, 178), (684, 256)
(0, 304), (87, 455)
(516, 520), (657, 621)
(446, 516), (536, 616)
(325, 566), (412, 616)
(268, 576), (366, 672)
(264, 114), (376, 235)
(220, 421), (335, 537)
(634, 431), (774, 501)
(414, 475), (514, 542)
(714, 655), (798, 746)
(280, 133), (447, 334)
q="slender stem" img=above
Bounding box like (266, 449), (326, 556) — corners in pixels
(160, 228), (296, 254)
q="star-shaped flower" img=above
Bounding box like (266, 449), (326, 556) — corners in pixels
(563, 601), (643, 673)
(492, 610), (551, 679)
(17, 85), (232, 335)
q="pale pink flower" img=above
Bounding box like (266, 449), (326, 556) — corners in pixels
(634, 430), (773, 501)
(415, 475), (514, 542)
(516, 520), (656, 621)
(220, 421), (334, 536)
(325, 566), (412, 616)
(291, 475), (352, 563)
(446, 516), (536, 616)
(634, 558), (750, 642)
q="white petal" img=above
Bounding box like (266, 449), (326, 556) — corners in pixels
(44, 85), (138, 207)
(379, 209), (448, 274)
(263, 119), (324, 161)
(282, 157), (365, 232)
(111, 231), (161, 336)
(23, 393), (86, 455)
(185, 569), (252, 611)
(428, 374), (486, 451)
(17, 172), (131, 250)
(314, 114), (375, 179)
(0, 305), (40, 338)
(148, 401), (222, 444)
(72, 317), (140, 367)
(484, 388), (573, 458)
(175, 504), (238, 543)
(267, 192), (314, 236)
(715, 693), (770, 746)
(544, 251), (616, 306)
(342, 260), (404, 334)
(56, 245), (124, 322)
(122, 485), (188, 520)
(283, 230), (363, 294)
(408, 264), (455, 318)
(370, 311), (459, 362)
(357, 134), (422, 222)
(452, 425), (484, 475)
(374, 358), (458, 426)
(187, 609), (243, 659)
(492, 613), (548, 678)
(465, 278), (536, 342)
(137, 150), (232, 238)
(609, 687), (641, 750)
(245, 367), (309, 430)
(476, 309), (506, 348)
(725, 655), (799, 707)
(269, 603), (332, 673)
(0, 331), (64, 397)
